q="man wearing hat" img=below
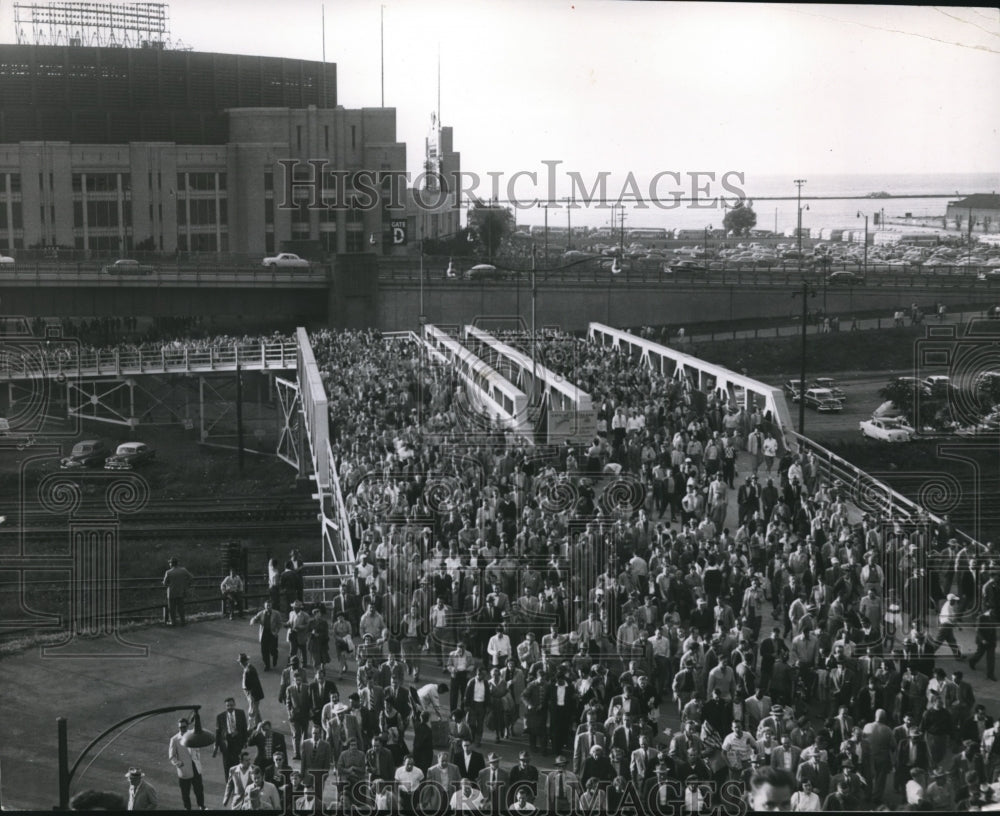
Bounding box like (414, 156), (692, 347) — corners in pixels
(507, 751), (540, 806)
(477, 751), (509, 807)
(543, 755), (580, 811)
(125, 767), (157, 811)
(237, 653), (265, 730)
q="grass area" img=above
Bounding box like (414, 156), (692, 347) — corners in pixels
(690, 326), (924, 376)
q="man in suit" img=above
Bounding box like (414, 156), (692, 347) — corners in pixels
(770, 735), (801, 775)
(358, 676), (385, 743)
(162, 556), (193, 626)
(506, 751), (540, 806)
(630, 733), (659, 787)
(249, 601), (283, 671)
(573, 718), (607, 778)
(894, 727), (930, 793)
(548, 672), (578, 756)
(454, 738), (486, 781)
(307, 669), (339, 726)
(213, 697), (249, 784)
(643, 762), (678, 813)
(301, 723), (333, 779)
(125, 767), (157, 811)
(285, 669), (312, 760)
(542, 755), (580, 811)
(222, 751), (255, 810)
(612, 715), (642, 756)
(238, 653), (265, 730)
(828, 705), (855, 748)
(477, 751), (509, 808)
(383, 677), (413, 736)
(247, 720), (288, 773)
(423, 750), (462, 810)
(168, 717), (206, 811)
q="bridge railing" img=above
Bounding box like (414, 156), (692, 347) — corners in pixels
(0, 342), (300, 380)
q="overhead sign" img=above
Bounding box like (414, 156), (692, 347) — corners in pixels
(391, 220), (407, 245)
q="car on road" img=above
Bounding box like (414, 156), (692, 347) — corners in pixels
(827, 270), (864, 285)
(860, 416), (914, 442)
(60, 439), (109, 469)
(669, 260), (706, 273)
(810, 377), (846, 401)
(261, 252), (310, 268)
(104, 441), (156, 470)
(465, 263), (511, 280)
(803, 387), (844, 412)
(0, 255), (14, 265)
(102, 258), (156, 275)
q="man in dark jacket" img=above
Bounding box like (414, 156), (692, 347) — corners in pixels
(239, 653), (265, 729)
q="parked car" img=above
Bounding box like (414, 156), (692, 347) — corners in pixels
(102, 259), (156, 275)
(810, 377), (846, 401)
(922, 375), (951, 394)
(261, 252), (310, 268)
(104, 441), (156, 470)
(60, 439), (109, 469)
(669, 260), (706, 273)
(860, 416), (914, 442)
(803, 387), (844, 412)
(827, 270), (864, 284)
(0, 255), (14, 265)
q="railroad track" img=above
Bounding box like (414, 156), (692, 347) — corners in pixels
(0, 497), (320, 541)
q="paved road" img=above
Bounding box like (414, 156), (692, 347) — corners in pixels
(1, 452), (994, 810)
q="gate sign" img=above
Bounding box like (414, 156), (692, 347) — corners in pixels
(391, 220), (407, 245)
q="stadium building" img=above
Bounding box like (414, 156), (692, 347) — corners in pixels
(0, 42), (460, 257)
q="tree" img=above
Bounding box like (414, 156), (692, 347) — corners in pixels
(723, 201), (757, 236)
(878, 378), (916, 424)
(467, 201), (514, 260)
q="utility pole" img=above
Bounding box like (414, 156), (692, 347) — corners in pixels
(794, 179), (807, 264)
(235, 362), (244, 473)
(566, 197), (572, 251)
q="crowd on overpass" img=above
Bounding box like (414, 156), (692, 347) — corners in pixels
(101, 327), (1000, 811)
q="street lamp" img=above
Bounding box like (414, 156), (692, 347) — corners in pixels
(57, 705), (208, 809)
(856, 211), (869, 275)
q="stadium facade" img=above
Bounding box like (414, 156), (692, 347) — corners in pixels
(0, 43), (460, 257)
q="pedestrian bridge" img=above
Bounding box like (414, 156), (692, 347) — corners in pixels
(0, 340), (299, 381)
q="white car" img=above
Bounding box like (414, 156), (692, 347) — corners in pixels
(261, 252), (310, 268)
(860, 416), (914, 442)
(0, 255), (14, 265)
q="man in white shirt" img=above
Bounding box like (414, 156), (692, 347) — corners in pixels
(417, 682), (449, 722)
(446, 642), (471, 712)
(790, 778), (821, 811)
(220, 568), (245, 620)
(721, 721), (758, 772)
(168, 717), (206, 810)
(394, 754), (424, 810)
(450, 778), (486, 811)
(487, 625), (512, 668)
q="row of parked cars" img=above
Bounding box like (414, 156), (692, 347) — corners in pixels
(783, 377), (847, 412)
(59, 440), (155, 470)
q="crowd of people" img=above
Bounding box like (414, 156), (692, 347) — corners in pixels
(89, 327), (1000, 812)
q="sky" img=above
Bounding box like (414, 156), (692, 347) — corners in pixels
(3, 2), (998, 190)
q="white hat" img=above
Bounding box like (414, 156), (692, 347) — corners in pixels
(947, 593), (960, 601)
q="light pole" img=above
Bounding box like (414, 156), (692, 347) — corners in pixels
(792, 282), (817, 434)
(58, 706), (211, 809)
(794, 179), (807, 263)
(856, 211), (869, 275)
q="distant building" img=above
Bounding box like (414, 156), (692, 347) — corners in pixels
(945, 194), (1000, 234)
(0, 43), (454, 257)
